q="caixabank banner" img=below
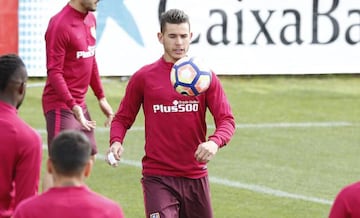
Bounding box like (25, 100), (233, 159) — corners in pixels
(14, 0), (360, 76)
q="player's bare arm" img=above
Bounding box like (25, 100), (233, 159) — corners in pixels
(99, 97), (114, 127)
(195, 140), (219, 163)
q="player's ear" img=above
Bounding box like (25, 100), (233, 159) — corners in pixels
(157, 32), (164, 44)
(17, 81), (26, 95)
(84, 159), (93, 178)
(47, 158), (53, 174)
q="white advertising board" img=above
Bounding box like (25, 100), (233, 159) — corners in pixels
(19, 0), (360, 76)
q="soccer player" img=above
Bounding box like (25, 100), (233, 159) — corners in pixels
(0, 54), (42, 218)
(107, 9), (235, 218)
(13, 130), (125, 218)
(329, 181), (360, 218)
(42, 0), (114, 191)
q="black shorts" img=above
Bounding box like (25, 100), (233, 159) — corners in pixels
(45, 108), (97, 155)
(141, 175), (213, 218)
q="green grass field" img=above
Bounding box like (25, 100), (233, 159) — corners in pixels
(19, 75), (360, 218)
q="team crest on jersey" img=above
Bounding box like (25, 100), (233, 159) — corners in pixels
(149, 212), (160, 218)
(90, 26), (96, 39)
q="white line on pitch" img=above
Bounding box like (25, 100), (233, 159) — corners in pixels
(35, 121), (355, 134)
(95, 153), (333, 205)
(209, 177), (332, 205)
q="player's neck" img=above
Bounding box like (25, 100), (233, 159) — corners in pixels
(53, 176), (84, 187)
(0, 97), (17, 108)
(68, 1), (87, 14)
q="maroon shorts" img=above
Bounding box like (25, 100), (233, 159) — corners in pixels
(45, 108), (97, 155)
(141, 175), (213, 218)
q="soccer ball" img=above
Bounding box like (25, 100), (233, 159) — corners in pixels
(170, 56), (212, 96)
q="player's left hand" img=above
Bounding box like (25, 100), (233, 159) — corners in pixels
(72, 105), (96, 131)
(99, 97), (114, 127)
(195, 140), (219, 163)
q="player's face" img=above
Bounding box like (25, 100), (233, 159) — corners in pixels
(158, 22), (192, 63)
(80, 0), (99, 12)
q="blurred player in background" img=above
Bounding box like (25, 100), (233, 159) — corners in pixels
(329, 181), (360, 218)
(107, 9), (235, 218)
(0, 54), (42, 218)
(13, 130), (125, 218)
(42, 0), (114, 191)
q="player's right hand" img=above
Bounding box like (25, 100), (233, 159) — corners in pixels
(106, 142), (124, 167)
(72, 105), (96, 131)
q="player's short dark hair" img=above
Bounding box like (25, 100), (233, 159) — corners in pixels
(0, 54), (25, 91)
(160, 9), (190, 33)
(49, 130), (92, 176)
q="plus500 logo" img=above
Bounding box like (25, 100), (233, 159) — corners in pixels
(153, 100), (199, 113)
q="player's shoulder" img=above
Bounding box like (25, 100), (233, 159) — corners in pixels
(131, 63), (155, 80)
(342, 181), (360, 192)
(1, 114), (30, 133)
(87, 189), (123, 210)
(47, 16), (67, 34)
(135, 58), (164, 76)
(335, 180), (360, 199)
(12, 118), (42, 147)
(47, 5), (73, 31)
(13, 194), (39, 216)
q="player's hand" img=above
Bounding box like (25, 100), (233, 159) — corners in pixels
(105, 141), (124, 167)
(195, 140), (219, 163)
(99, 97), (114, 127)
(72, 105), (96, 131)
